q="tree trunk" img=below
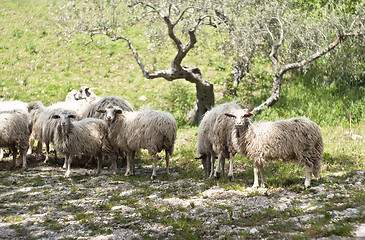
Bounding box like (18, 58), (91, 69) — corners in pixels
(188, 80), (214, 124)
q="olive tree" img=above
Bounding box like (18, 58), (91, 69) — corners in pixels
(56, 0), (228, 124)
(219, 0), (365, 113)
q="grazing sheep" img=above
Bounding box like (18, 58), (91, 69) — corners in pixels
(0, 110), (32, 170)
(196, 102), (239, 177)
(98, 105), (177, 180)
(225, 109), (323, 188)
(52, 112), (112, 177)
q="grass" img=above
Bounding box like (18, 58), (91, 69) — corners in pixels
(0, 0), (364, 239)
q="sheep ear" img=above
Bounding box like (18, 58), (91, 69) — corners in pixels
(115, 109), (123, 114)
(85, 87), (90, 93)
(52, 115), (60, 119)
(225, 113), (236, 118)
(69, 114), (76, 119)
(244, 113), (254, 118)
(97, 109), (106, 113)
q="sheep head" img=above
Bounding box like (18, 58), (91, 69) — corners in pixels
(225, 109), (254, 127)
(97, 105), (123, 123)
(52, 112), (76, 134)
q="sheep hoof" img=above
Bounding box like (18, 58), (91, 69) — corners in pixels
(21, 166), (27, 171)
(151, 175), (157, 180)
(215, 172), (221, 179)
(228, 175), (234, 182)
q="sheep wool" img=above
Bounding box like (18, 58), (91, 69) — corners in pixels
(226, 109), (323, 188)
(52, 112), (112, 177)
(102, 106), (177, 180)
(0, 110), (32, 170)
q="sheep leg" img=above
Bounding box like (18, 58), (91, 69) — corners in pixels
(27, 137), (35, 155)
(96, 156), (102, 175)
(228, 154), (234, 182)
(151, 154), (158, 180)
(165, 152), (170, 175)
(221, 156), (225, 177)
(111, 154), (118, 175)
(253, 162), (260, 188)
(214, 154), (224, 179)
(125, 152), (134, 177)
(11, 146), (17, 168)
(131, 151), (135, 175)
(64, 155), (72, 178)
(305, 165), (313, 188)
(20, 148), (27, 171)
(62, 157), (67, 169)
(44, 143), (50, 163)
(0, 148), (3, 160)
(209, 155), (215, 178)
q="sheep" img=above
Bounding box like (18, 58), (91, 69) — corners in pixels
(48, 99), (89, 117)
(27, 101), (80, 164)
(211, 102), (243, 181)
(41, 108), (80, 164)
(0, 109), (32, 170)
(196, 102), (239, 177)
(0, 99), (28, 112)
(98, 105), (177, 180)
(52, 112), (112, 177)
(225, 109), (323, 188)
(27, 101), (46, 157)
(75, 86), (101, 104)
(65, 89), (78, 102)
(83, 96), (133, 119)
(82, 96), (134, 169)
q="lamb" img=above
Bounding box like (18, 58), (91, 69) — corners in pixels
(196, 102), (239, 177)
(98, 105), (177, 180)
(0, 109), (32, 170)
(225, 109), (323, 188)
(52, 112), (112, 177)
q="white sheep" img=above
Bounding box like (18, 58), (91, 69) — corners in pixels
(196, 102), (240, 177)
(0, 100), (30, 157)
(83, 96), (133, 169)
(48, 99), (89, 117)
(212, 102), (243, 181)
(225, 109), (323, 188)
(52, 112), (112, 177)
(75, 86), (101, 104)
(98, 105), (177, 180)
(0, 110), (32, 170)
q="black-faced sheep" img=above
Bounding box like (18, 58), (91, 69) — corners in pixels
(52, 112), (112, 177)
(225, 109), (323, 188)
(98, 105), (177, 180)
(0, 110), (32, 170)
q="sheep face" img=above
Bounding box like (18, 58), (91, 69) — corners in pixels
(97, 105), (123, 123)
(225, 109), (254, 127)
(75, 86), (94, 100)
(52, 112), (76, 134)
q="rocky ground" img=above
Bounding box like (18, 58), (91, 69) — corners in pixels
(0, 158), (364, 240)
